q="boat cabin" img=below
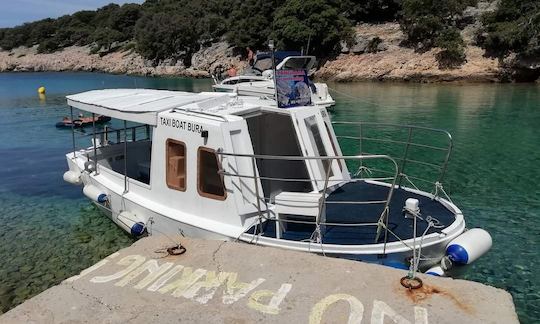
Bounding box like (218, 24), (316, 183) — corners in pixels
(65, 89), (350, 238)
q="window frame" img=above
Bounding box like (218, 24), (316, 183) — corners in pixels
(165, 139), (187, 192)
(197, 146), (227, 201)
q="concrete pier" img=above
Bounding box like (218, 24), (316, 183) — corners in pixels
(0, 236), (518, 323)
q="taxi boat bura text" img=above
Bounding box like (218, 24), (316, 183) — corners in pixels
(62, 89), (491, 276)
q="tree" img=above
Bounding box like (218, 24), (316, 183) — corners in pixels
(480, 0), (540, 58)
(272, 0), (353, 57)
(344, 0), (401, 23)
(226, 0), (284, 50)
(135, 12), (199, 65)
(435, 27), (466, 68)
(400, 0), (476, 50)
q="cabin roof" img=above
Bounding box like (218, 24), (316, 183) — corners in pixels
(66, 89), (235, 125)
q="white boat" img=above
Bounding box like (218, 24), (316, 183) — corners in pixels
(61, 88), (491, 277)
(213, 55), (335, 108)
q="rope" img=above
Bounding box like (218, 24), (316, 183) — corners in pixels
(401, 173), (420, 191)
(433, 181), (454, 204)
(354, 165), (372, 178)
(327, 87), (384, 107)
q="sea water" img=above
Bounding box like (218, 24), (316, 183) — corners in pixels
(0, 72), (538, 322)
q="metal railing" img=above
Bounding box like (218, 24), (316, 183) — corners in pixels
(216, 152), (399, 247)
(332, 122), (453, 191)
(74, 124), (151, 145)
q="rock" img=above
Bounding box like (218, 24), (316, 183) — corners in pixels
(350, 35), (370, 54)
(0, 41), (243, 78)
(376, 41), (388, 52)
(340, 41), (350, 53)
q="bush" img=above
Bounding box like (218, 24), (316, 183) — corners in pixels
(435, 27), (466, 68)
(226, 0), (284, 50)
(37, 38), (60, 53)
(135, 13), (199, 65)
(400, 0), (476, 50)
(344, 0), (401, 23)
(480, 0), (540, 58)
(272, 0), (353, 57)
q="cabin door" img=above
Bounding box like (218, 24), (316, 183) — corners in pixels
(292, 109), (342, 191)
(221, 120), (266, 215)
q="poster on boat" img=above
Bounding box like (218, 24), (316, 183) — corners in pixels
(275, 69), (312, 108)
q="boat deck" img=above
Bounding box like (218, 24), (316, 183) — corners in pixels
(247, 181), (455, 245)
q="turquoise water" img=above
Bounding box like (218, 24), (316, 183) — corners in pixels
(0, 73), (538, 322)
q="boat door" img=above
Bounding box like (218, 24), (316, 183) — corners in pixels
(292, 108), (342, 191)
(221, 119), (265, 215)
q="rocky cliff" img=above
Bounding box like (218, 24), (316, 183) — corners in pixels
(0, 1), (536, 83)
(0, 42), (245, 78)
(315, 23), (500, 82)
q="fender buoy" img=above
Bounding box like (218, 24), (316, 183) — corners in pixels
(83, 185), (107, 203)
(63, 171), (82, 185)
(117, 211), (147, 236)
(446, 228), (492, 265)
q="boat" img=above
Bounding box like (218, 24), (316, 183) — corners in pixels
(56, 115), (111, 128)
(213, 54), (335, 108)
(61, 88), (491, 277)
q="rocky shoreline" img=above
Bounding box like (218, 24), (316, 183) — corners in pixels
(0, 22), (536, 83)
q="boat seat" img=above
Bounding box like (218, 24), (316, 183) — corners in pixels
(274, 191), (325, 238)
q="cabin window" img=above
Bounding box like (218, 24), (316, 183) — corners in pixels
(304, 115), (333, 178)
(324, 121), (342, 172)
(166, 139), (186, 191)
(198, 147), (226, 200)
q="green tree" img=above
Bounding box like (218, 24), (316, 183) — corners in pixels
(272, 0), (353, 57)
(135, 12), (199, 65)
(226, 0), (284, 50)
(435, 27), (466, 68)
(400, 0), (476, 49)
(480, 0), (540, 58)
(344, 0), (401, 23)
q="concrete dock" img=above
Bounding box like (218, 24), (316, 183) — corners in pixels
(0, 236), (518, 323)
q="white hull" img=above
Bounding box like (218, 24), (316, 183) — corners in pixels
(69, 153), (464, 271)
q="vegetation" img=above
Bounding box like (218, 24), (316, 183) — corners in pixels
(272, 0), (353, 57)
(0, 0), (536, 70)
(400, 0), (476, 67)
(479, 0), (540, 58)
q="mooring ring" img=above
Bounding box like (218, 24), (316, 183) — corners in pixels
(400, 276), (423, 289)
(167, 244), (186, 256)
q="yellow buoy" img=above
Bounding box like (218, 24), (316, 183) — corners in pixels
(38, 86), (46, 94)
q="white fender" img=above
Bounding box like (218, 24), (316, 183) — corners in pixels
(446, 228), (492, 265)
(83, 185), (108, 203)
(425, 265), (446, 276)
(117, 211), (146, 236)
(63, 171), (82, 185)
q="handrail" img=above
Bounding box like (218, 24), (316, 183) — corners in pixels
(332, 121), (453, 189)
(216, 152), (399, 246)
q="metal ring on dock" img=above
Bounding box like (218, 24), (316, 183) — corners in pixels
(400, 276), (423, 289)
(167, 244), (186, 256)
